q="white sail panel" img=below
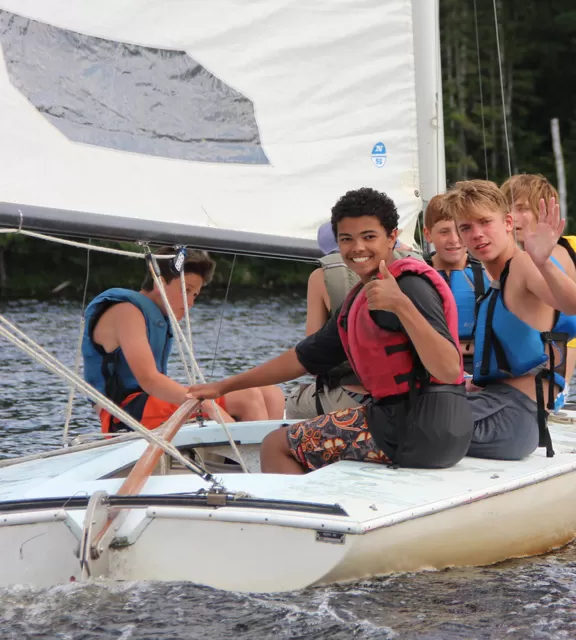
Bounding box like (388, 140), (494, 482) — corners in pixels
(0, 0), (425, 254)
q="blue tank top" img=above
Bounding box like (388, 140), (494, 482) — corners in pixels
(82, 288), (173, 401)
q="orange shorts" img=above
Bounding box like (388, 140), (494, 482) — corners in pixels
(100, 392), (227, 433)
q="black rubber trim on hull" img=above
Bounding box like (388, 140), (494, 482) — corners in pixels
(0, 494), (348, 517)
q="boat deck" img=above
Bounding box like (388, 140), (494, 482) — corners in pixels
(2, 415), (576, 534)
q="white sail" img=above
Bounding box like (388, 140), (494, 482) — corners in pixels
(0, 0), (442, 256)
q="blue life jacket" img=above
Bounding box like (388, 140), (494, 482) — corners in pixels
(473, 259), (567, 457)
(550, 256), (576, 339)
(82, 288), (173, 402)
(426, 254), (489, 340)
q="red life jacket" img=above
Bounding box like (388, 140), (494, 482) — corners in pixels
(337, 258), (463, 399)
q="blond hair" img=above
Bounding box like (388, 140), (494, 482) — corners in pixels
(423, 193), (451, 231)
(444, 180), (508, 221)
(501, 174), (559, 216)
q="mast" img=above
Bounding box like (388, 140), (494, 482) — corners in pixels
(412, 0), (446, 204)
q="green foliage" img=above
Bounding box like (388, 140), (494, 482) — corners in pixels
(0, 236), (313, 299)
(440, 0), (576, 228)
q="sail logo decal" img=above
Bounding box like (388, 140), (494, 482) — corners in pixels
(371, 142), (387, 168)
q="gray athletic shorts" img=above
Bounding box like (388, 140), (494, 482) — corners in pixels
(286, 383), (363, 420)
(467, 383), (539, 460)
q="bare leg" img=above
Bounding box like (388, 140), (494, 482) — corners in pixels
(259, 385), (286, 420)
(200, 400), (235, 423)
(260, 428), (305, 474)
(223, 388), (268, 422)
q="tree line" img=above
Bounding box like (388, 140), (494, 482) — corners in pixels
(1, 0), (575, 297)
(441, 0), (575, 211)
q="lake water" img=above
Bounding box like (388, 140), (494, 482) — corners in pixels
(1, 295), (576, 640)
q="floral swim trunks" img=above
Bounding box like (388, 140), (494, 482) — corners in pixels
(286, 406), (392, 472)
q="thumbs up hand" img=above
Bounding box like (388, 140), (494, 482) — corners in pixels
(364, 260), (406, 312)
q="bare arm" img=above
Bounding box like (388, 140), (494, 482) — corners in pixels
(112, 304), (189, 405)
(520, 196), (576, 314)
(114, 305), (235, 421)
(394, 296), (461, 383)
(365, 262), (461, 384)
(518, 252), (576, 315)
(188, 349), (306, 400)
(306, 268), (330, 335)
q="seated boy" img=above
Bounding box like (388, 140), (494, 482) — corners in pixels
(82, 247), (284, 432)
(444, 180), (576, 459)
(286, 221), (367, 419)
(501, 174), (576, 402)
(423, 193), (490, 372)
(188, 188), (473, 473)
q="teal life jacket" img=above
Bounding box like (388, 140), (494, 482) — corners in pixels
(82, 288), (173, 403)
(425, 254), (489, 340)
(473, 259), (567, 457)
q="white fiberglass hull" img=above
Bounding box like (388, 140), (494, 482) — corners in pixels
(2, 416), (576, 592)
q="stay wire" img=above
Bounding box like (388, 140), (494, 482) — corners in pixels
(62, 239), (92, 446)
(473, 0), (489, 180)
(210, 255), (236, 381)
(492, 0), (513, 179)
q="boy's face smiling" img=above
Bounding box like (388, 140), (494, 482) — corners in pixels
(336, 216), (397, 282)
(424, 219), (467, 267)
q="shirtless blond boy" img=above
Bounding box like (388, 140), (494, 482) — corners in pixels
(444, 180), (576, 459)
(501, 173), (576, 391)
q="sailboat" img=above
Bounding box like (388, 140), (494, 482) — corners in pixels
(2, 0), (576, 594)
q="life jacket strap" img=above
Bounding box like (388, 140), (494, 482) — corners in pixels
(557, 236), (576, 266)
(313, 376), (325, 415)
(469, 256), (486, 299)
(385, 343), (411, 355)
(534, 371), (555, 458)
(478, 260), (513, 379)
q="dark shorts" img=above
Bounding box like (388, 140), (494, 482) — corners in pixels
(286, 407), (392, 472)
(467, 383), (539, 460)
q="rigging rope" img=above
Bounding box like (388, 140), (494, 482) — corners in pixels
(0, 227), (175, 258)
(0, 315), (213, 482)
(180, 266), (196, 385)
(144, 251), (249, 473)
(0, 432), (140, 468)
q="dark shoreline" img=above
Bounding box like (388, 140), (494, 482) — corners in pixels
(0, 235), (314, 299)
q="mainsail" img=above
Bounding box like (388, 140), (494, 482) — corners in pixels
(0, 0), (443, 258)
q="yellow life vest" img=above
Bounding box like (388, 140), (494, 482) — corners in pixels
(561, 235), (576, 255)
